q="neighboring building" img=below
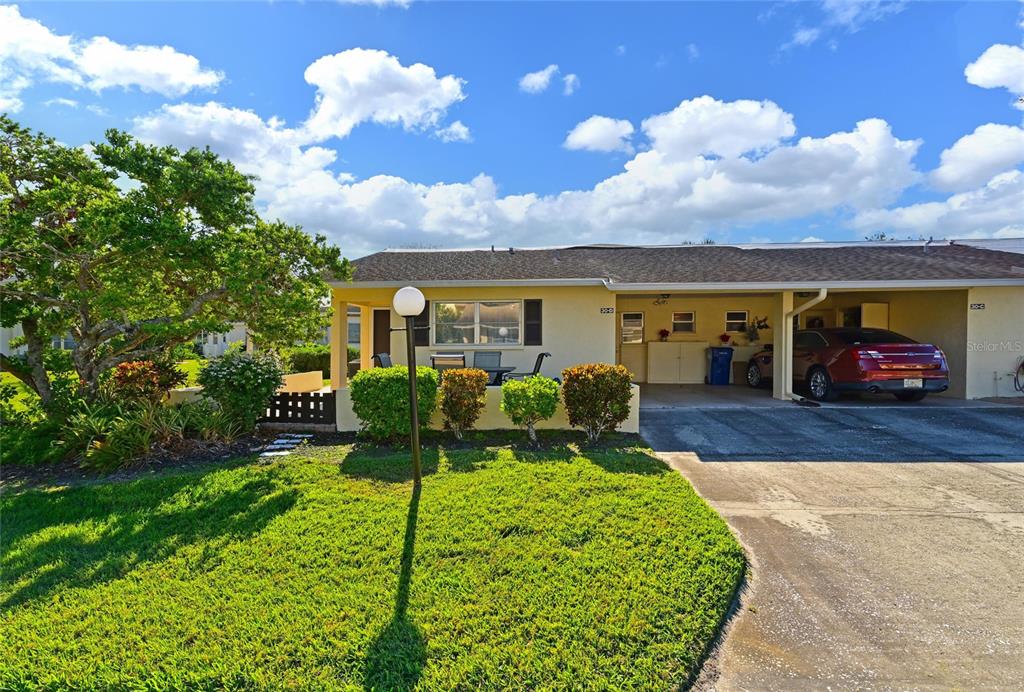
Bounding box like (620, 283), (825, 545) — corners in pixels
(328, 239), (1024, 408)
(196, 322), (250, 358)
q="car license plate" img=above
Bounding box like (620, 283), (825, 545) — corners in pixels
(904, 378), (923, 388)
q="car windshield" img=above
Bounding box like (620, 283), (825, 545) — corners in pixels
(832, 329), (916, 345)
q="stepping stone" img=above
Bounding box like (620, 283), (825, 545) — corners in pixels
(259, 451), (291, 457)
(281, 433), (313, 439)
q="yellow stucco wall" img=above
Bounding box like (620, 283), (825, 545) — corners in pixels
(332, 285), (617, 378)
(335, 383), (640, 434)
(965, 286), (1024, 399)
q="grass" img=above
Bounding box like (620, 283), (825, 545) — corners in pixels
(175, 359), (205, 386)
(0, 372), (35, 413)
(0, 442), (745, 689)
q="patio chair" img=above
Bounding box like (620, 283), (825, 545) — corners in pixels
(500, 352), (551, 383)
(431, 352), (466, 378)
(373, 352), (393, 367)
(472, 351), (502, 369)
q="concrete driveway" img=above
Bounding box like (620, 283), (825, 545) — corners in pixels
(644, 408), (1024, 689)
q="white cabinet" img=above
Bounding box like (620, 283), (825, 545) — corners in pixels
(647, 341), (709, 384)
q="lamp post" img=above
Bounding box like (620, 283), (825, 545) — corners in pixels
(392, 286), (426, 486)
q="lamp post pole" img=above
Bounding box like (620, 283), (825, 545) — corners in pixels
(392, 286), (426, 487)
(404, 312), (422, 486)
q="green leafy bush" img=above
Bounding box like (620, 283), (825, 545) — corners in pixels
(282, 344), (331, 376)
(500, 375), (559, 443)
(561, 363), (634, 444)
(106, 358), (187, 403)
(198, 350), (283, 431)
(439, 368), (490, 440)
(348, 345), (359, 363)
(349, 366), (439, 442)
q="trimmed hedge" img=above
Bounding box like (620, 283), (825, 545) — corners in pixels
(439, 368), (490, 440)
(562, 363), (633, 444)
(500, 375), (559, 443)
(350, 366), (439, 442)
(281, 345), (361, 377)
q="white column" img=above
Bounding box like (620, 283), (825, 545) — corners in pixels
(772, 290), (794, 400)
(330, 292), (346, 390)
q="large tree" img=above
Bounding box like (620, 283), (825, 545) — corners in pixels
(0, 116), (349, 410)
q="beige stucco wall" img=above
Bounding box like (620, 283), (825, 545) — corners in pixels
(965, 286), (1024, 399)
(279, 371), (326, 393)
(335, 382), (640, 434)
(614, 293), (778, 383)
(332, 285), (617, 378)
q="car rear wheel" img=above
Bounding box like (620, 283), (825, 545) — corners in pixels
(807, 367), (837, 402)
(746, 362), (764, 388)
(894, 391), (927, 402)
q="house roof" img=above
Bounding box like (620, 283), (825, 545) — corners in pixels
(344, 241), (1024, 289)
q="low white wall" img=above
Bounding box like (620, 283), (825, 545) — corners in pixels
(336, 383), (641, 435)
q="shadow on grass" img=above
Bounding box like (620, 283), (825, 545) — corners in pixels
(339, 446), (496, 483)
(0, 469), (297, 609)
(363, 484), (426, 690)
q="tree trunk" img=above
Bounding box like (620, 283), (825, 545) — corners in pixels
(20, 320), (54, 408)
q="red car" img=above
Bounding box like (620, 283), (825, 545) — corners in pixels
(746, 328), (950, 402)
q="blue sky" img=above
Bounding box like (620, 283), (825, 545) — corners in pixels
(4, 1), (1024, 257)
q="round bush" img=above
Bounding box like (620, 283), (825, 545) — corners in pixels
(500, 375), (559, 443)
(439, 368), (490, 440)
(349, 366), (439, 442)
(561, 363), (633, 444)
(198, 350), (283, 431)
(108, 358), (186, 403)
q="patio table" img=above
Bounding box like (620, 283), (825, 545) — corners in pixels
(482, 366), (515, 385)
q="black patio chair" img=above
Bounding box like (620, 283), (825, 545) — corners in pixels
(472, 351), (502, 369)
(501, 352), (551, 383)
(373, 352), (393, 367)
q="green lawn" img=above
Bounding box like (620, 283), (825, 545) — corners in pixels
(0, 442), (745, 689)
(0, 371), (34, 412)
(175, 358), (205, 386)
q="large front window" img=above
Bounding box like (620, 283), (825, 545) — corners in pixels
(434, 301), (522, 345)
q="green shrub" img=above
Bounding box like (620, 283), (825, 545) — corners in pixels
(347, 345), (359, 363)
(106, 357), (187, 403)
(439, 368), (490, 440)
(561, 363), (634, 444)
(349, 366), (439, 442)
(198, 350), (283, 431)
(500, 375), (559, 443)
(282, 344), (331, 376)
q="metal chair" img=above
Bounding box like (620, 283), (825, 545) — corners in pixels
(430, 352), (466, 378)
(472, 351), (502, 369)
(501, 352), (551, 383)
(373, 352), (393, 367)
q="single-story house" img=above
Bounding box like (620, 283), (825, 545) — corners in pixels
(328, 239), (1024, 430)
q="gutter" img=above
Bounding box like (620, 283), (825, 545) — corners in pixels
(332, 277), (1024, 290)
(784, 288), (828, 403)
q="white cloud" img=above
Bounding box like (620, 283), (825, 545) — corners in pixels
(303, 48), (465, 140)
(75, 36), (222, 96)
(563, 115), (634, 153)
(562, 73), (580, 96)
(435, 120), (471, 143)
(965, 44), (1024, 108)
(785, 27), (822, 49)
(853, 170), (1024, 238)
(931, 123), (1024, 192)
(782, 0), (904, 50)
(801, 236), (825, 242)
(518, 64), (559, 94)
(687, 43), (700, 62)
(44, 96), (78, 108)
(0, 4), (221, 112)
(641, 95), (796, 159)
(134, 93), (927, 257)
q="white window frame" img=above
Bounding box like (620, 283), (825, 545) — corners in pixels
(431, 299), (524, 347)
(725, 310), (748, 333)
(620, 311), (644, 344)
(671, 311), (696, 333)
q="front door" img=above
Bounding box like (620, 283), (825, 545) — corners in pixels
(372, 309), (391, 360)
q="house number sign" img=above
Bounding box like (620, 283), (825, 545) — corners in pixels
(970, 303), (986, 310)
(600, 307), (615, 314)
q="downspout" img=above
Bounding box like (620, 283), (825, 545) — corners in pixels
(784, 288), (828, 402)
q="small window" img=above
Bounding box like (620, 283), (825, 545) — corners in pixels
(725, 310), (748, 332)
(672, 311), (695, 333)
(621, 312), (644, 343)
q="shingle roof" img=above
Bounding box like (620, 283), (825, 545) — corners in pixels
(348, 243), (1024, 285)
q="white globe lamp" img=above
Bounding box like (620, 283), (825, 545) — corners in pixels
(393, 286), (425, 317)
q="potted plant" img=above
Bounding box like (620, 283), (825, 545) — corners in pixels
(658, 328), (670, 342)
(718, 332), (731, 346)
(745, 316), (770, 344)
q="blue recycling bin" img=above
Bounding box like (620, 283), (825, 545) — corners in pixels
(706, 347), (734, 385)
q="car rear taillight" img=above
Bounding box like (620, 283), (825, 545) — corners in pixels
(855, 349), (883, 359)
(934, 349), (946, 360)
